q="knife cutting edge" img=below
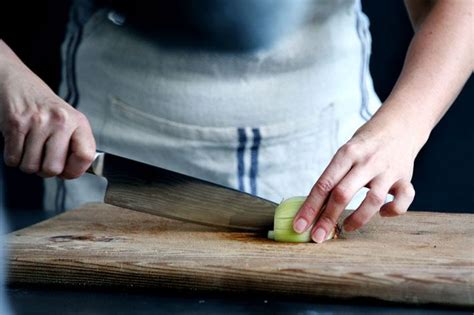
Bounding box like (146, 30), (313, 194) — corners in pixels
(87, 152), (276, 231)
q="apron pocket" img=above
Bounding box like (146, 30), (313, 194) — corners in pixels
(101, 95), (243, 188)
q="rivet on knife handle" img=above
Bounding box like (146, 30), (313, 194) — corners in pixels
(86, 152), (105, 177)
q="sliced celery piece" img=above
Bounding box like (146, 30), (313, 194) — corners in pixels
(274, 229), (312, 243)
(273, 217), (295, 230)
(274, 196), (306, 219)
(269, 196), (337, 243)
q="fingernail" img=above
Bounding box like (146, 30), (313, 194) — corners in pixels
(294, 218), (307, 233)
(312, 228), (326, 244)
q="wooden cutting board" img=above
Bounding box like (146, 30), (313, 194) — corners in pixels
(6, 203), (474, 306)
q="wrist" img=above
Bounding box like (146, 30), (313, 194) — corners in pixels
(370, 99), (433, 154)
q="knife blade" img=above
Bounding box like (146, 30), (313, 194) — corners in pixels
(87, 152), (276, 231)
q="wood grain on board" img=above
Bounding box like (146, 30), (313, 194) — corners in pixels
(6, 203), (474, 306)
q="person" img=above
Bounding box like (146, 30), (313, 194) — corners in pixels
(0, 0), (472, 243)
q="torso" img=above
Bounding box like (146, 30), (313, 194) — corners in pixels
(45, 0), (379, 210)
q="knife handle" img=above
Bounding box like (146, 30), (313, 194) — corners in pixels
(86, 152), (105, 177)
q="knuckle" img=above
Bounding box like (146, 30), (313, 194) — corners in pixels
(75, 111), (89, 125)
(50, 108), (69, 128)
(387, 203), (406, 215)
(339, 142), (359, 159)
(313, 179), (333, 195)
(332, 186), (351, 204)
(61, 168), (82, 180)
(42, 164), (63, 177)
(347, 215), (366, 229)
(300, 203), (318, 219)
(402, 183), (416, 199)
(30, 111), (48, 126)
(366, 191), (385, 206)
(75, 149), (95, 165)
(19, 163), (40, 174)
(4, 154), (20, 167)
(4, 114), (27, 135)
(319, 215), (337, 229)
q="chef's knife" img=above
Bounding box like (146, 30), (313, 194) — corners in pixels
(87, 152), (276, 231)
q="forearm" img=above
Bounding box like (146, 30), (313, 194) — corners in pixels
(404, 0), (437, 31)
(0, 40), (23, 71)
(373, 0), (473, 146)
(0, 40), (35, 94)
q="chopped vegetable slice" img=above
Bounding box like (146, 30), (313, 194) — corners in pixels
(268, 196), (338, 243)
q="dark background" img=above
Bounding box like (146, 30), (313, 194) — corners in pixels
(1, 0), (473, 213)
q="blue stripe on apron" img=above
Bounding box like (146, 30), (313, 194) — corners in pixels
(63, 29), (78, 104)
(249, 128), (261, 195)
(237, 128), (247, 192)
(64, 7), (82, 108)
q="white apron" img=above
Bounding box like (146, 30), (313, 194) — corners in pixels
(44, 0), (381, 212)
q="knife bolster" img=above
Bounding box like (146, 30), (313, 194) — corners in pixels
(86, 152), (105, 177)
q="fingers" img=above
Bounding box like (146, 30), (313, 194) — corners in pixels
(3, 115), (27, 167)
(293, 148), (354, 234)
(293, 119), (418, 241)
(1, 98), (95, 179)
(343, 176), (391, 232)
(311, 166), (375, 243)
(380, 180), (415, 217)
(19, 124), (49, 174)
(37, 131), (72, 177)
(60, 119), (96, 180)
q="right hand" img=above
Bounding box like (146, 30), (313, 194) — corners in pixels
(0, 40), (96, 179)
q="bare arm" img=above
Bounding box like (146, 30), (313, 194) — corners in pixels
(404, 0), (437, 31)
(383, 0), (474, 137)
(293, 0), (473, 241)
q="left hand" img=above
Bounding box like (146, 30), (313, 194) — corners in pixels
(292, 111), (427, 243)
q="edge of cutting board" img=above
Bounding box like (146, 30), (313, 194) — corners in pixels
(6, 203), (474, 306)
